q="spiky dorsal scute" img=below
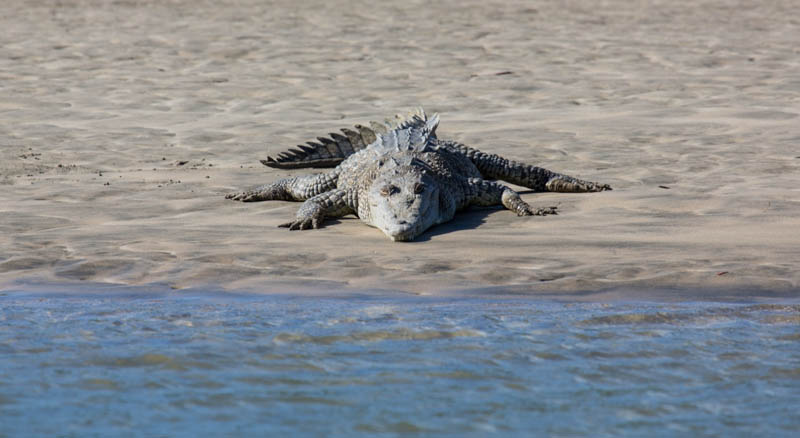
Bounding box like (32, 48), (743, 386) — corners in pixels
(262, 107), (434, 169)
(368, 112), (440, 158)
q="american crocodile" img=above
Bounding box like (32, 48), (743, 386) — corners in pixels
(226, 108), (611, 241)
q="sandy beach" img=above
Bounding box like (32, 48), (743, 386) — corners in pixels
(1, 0), (798, 299)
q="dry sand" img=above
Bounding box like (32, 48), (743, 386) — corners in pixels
(2, 0), (799, 300)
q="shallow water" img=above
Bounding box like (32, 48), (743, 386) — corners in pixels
(1, 292), (798, 437)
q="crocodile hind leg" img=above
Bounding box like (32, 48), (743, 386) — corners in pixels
(543, 175), (611, 193)
(439, 140), (611, 192)
(466, 178), (558, 216)
(279, 189), (356, 230)
(226, 171), (339, 202)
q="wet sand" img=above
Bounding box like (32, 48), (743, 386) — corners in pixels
(2, 0), (799, 299)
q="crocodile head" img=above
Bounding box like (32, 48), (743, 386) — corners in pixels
(368, 166), (440, 242)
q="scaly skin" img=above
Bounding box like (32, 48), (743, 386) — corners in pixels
(225, 172), (339, 202)
(227, 109), (610, 241)
(435, 140), (611, 193)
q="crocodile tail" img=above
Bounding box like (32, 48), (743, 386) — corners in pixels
(261, 107), (429, 169)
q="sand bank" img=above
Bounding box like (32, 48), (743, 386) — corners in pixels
(2, 0), (798, 299)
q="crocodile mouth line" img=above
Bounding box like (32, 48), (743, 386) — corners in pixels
(383, 204), (435, 242)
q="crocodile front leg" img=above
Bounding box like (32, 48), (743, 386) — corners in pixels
(439, 140), (611, 192)
(280, 188), (356, 230)
(466, 178), (557, 216)
(226, 171), (339, 202)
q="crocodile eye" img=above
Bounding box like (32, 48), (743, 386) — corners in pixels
(380, 185), (399, 197)
(413, 182), (425, 194)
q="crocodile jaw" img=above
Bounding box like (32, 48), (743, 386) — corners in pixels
(373, 198), (439, 242)
(383, 222), (422, 242)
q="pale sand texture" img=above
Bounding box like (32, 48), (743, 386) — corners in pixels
(2, 0), (799, 299)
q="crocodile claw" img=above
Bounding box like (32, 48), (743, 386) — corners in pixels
(279, 216), (322, 230)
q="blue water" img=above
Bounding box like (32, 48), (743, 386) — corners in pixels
(1, 292), (798, 437)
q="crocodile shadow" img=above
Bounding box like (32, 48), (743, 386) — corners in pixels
(412, 207), (501, 242)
